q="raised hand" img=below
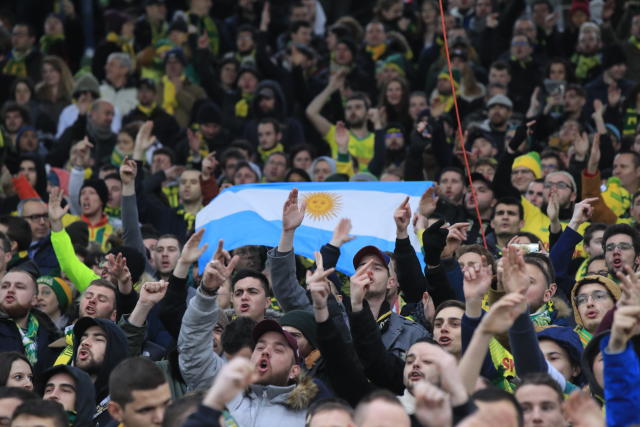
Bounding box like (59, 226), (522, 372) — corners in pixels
(441, 222), (469, 259)
(202, 152), (218, 180)
(202, 256), (240, 292)
(134, 121), (155, 155)
(501, 246), (529, 295)
(48, 187), (69, 232)
(213, 239), (232, 266)
(335, 121), (349, 154)
(204, 357), (257, 411)
(422, 219), (448, 267)
(419, 185), (439, 218)
(413, 381), (452, 427)
(616, 265), (640, 307)
(282, 188), (306, 232)
(463, 257), (492, 302)
(139, 280), (169, 306)
(547, 189), (560, 233)
(307, 252), (335, 310)
(329, 218), (355, 247)
(587, 133), (601, 174)
(105, 252), (129, 284)
(119, 156), (138, 187)
(349, 259), (374, 311)
(479, 292), (526, 335)
(394, 196), (412, 238)
(573, 131), (590, 162)
(70, 137), (94, 169)
(569, 197), (597, 229)
(178, 229), (209, 265)
(608, 305), (640, 353)
(165, 165), (185, 181)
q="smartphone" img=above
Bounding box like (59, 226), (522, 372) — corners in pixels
(511, 243), (540, 254)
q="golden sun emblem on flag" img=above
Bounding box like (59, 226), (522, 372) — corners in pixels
(303, 192), (342, 221)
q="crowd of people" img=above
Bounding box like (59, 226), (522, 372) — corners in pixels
(1, 0), (640, 426)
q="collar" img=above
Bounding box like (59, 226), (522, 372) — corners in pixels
(81, 213), (109, 228)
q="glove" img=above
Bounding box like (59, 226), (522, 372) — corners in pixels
(422, 219), (449, 266)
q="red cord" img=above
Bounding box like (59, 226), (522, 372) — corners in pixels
(437, 0), (488, 249)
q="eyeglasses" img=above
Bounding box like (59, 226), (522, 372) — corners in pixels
(575, 290), (611, 307)
(544, 182), (572, 190)
(22, 213), (49, 222)
(605, 242), (634, 252)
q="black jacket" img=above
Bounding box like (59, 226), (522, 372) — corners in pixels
(38, 365), (97, 427)
(0, 308), (60, 373)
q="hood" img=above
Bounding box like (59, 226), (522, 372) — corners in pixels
(570, 275), (621, 328)
(72, 318), (128, 402)
(250, 79), (287, 120)
(537, 325), (585, 385)
(38, 365), (96, 427)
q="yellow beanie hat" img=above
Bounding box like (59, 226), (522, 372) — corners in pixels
(512, 151), (542, 179)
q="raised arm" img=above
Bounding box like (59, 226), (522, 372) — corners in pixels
(120, 155), (153, 272)
(159, 230), (208, 339)
(269, 189), (314, 312)
(458, 292), (525, 394)
(120, 280), (168, 356)
(305, 70), (345, 138)
(48, 187), (98, 292)
(178, 252), (238, 391)
(393, 196), (427, 303)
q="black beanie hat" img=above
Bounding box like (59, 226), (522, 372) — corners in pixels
(279, 310), (318, 350)
(80, 179), (109, 208)
(196, 102), (222, 125)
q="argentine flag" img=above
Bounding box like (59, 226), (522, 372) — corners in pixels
(196, 181), (433, 275)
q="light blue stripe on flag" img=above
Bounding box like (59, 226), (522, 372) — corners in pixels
(196, 181), (434, 275)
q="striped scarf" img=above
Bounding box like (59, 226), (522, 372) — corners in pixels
(54, 325), (74, 365)
(574, 325), (592, 347)
(2, 50), (29, 77)
(529, 300), (555, 327)
(623, 107), (639, 136)
(17, 314), (39, 365)
(571, 53), (601, 81)
(162, 185), (180, 209)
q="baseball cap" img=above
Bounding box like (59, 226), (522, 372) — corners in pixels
(352, 245), (390, 270)
(487, 94), (513, 109)
(253, 319), (302, 364)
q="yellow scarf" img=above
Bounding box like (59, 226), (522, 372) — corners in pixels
(162, 75), (184, 115)
(366, 43), (386, 61)
(138, 102), (157, 116)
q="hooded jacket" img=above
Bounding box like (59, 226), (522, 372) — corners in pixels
(71, 318), (128, 403)
(178, 289), (320, 427)
(570, 275), (621, 344)
(38, 365), (96, 427)
(243, 80), (304, 149)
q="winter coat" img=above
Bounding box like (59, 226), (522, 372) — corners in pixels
(178, 289), (320, 426)
(0, 308), (60, 373)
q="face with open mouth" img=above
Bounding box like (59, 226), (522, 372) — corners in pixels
(250, 331), (300, 387)
(75, 325), (107, 371)
(79, 284), (116, 320)
(232, 277), (270, 322)
(403, 342), (440, 391)
(604, 234), (637, 274)
(433, 306), (464, 357)
(575, 283), (615, 333)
